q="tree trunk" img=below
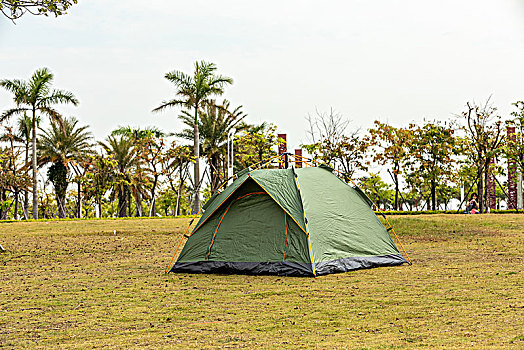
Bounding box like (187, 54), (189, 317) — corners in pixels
(484, 163), (489, 212)
(136, 191), (143, 217)
(13, 190), (19, 220)
(117, 186), (127, 217)
(31, 109), (38, 219)
(0, 189), (6, 220)
(478, 167), (484, 213)
(176, 167), (184, 217)
(210, 156), (216, 193)
(394, 171), (399, 211)
(149, 176), (158, 217)
(57, 193), (66, 219)
(431, 180), (437, 211)
(23, 140), (29, 220)
(98, 200), (102, 219)
(77, 180), (82, 219)
(192, 106), (201, 214)
(128, 188), (132, 217)
(210, 154), (221, 193)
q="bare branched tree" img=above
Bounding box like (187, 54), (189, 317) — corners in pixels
(303, 108), (367, 180)
(306, 107), (351, 145)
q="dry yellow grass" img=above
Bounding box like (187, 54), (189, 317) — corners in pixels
(0, 214), (522, 349)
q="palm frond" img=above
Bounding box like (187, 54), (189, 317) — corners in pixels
(208, 74), (234, 89)
(29, 68), (54, 103)
(39, 89), (79, 107)
(38, 106), (64, 126)
(165, 70), (193, 89)
(0, 107), (29, 123)
(152, 99), (190, 113)
(16, 113), (35, 140)
(0, 78), (27, 95)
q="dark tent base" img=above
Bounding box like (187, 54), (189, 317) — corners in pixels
(171, 261), (314, 277)
(315, 254), (407, 276)
(171, 254), (406, 277)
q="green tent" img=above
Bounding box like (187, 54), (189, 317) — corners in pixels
(171, 166), (407, 276)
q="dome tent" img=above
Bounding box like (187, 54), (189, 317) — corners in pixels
(170, 165), (408, 276)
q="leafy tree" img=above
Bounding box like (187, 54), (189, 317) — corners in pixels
(37, 179), (56, 219)
(437, 183), (459, 210)
(0, 149), (12, 219)
(155, 188), (177, 216)
(357, 173), (393, 210)
(1, 67), (78, 219)
(153, 61), (233, 214)
(365, 121), (411, 210)
(0, 127), (31, 219)
(401, 181), (423, 211)
(403, 172), (431, 210)
(0, 0), (77, 21)
(178, 100), (247, 192)
(82, 153), (117, 218)
(235, 122), (279, 169)
(406, 121), (458, 211)
(137, 136), (165, 216)
(457, 99), (504, 212)
(38, 117), (93, 218)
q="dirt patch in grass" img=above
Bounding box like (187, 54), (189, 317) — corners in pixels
(0, 215), (522, 349)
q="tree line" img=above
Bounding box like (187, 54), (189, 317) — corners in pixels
(1, 64), (523, 220)
(304, 99), (523, 212)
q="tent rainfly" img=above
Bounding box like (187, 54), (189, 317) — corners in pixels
(170, 165), (408, 276)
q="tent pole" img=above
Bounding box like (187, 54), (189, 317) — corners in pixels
(165, 209), (202, 273)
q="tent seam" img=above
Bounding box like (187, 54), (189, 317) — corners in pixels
(283, 212), (287, 261)
(292, 168), (317, 276)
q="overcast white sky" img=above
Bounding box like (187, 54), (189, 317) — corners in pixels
(1, 0), (524, 152)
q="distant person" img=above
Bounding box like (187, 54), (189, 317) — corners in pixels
(466, 193), (480, 214)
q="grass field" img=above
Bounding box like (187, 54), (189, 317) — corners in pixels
(0, 215), (522, 349)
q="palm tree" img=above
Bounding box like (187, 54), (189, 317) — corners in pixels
(153, 61), (233, 214)
(179, 100), (247, 192)
(0, 68), (78, 219)
(162, 143), (193, 216)
(16, 114), (39, 219)
(99, 135), (145, 217)
(111, 126), (169, 217)
(112, 125), (166, 140)
(38, 117), (93, 218)
(0, 126), (31, 220)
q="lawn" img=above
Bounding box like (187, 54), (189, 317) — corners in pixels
(0, 215), (522, 349)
